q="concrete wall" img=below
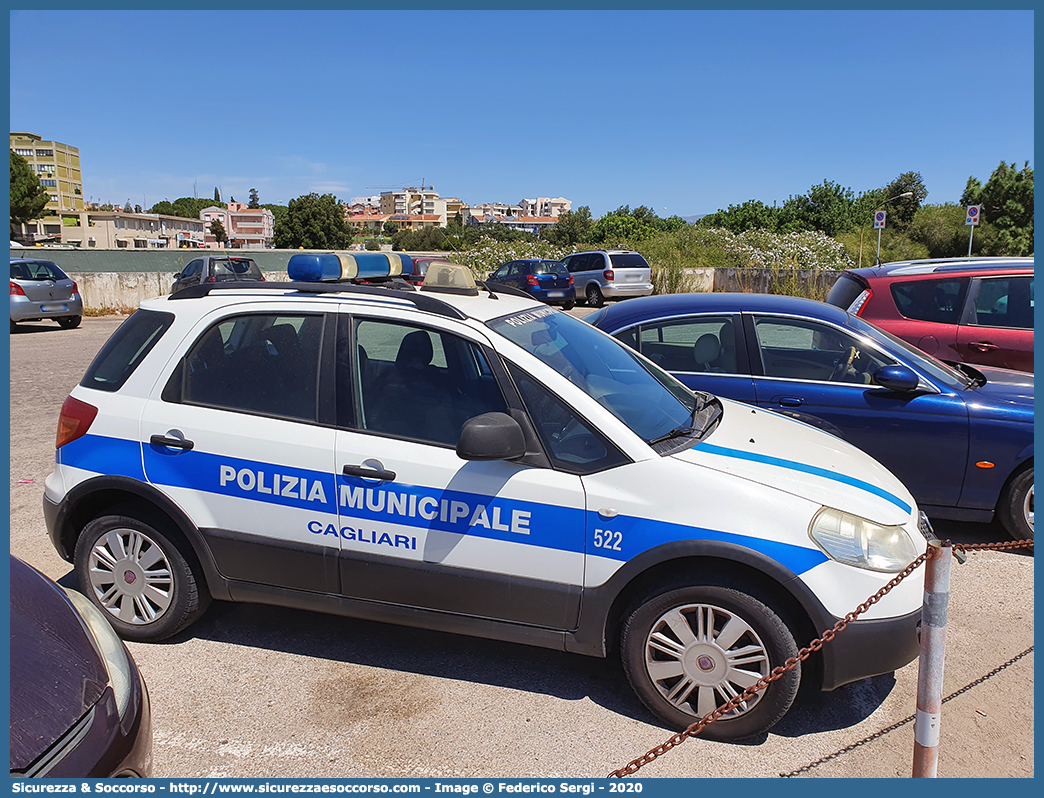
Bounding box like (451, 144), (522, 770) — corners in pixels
(11, 248), (844, 314)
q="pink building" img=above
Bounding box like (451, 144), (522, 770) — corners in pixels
(200, 202), (274, 249)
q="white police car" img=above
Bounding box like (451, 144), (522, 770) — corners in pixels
(44, 255), (929, 741)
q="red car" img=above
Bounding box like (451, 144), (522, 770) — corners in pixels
(826, 257), (1034, 373)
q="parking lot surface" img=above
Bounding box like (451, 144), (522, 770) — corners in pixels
(8, 315), (1034, 778)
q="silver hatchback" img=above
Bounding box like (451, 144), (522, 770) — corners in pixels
(10, 258), (84, 332)
(561, 250), (654, 307)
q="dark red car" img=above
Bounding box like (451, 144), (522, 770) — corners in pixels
(10, 556), (152, 778)
(826, 257), (1034, 373)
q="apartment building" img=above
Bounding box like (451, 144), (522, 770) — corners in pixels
(379, 187), (442, 217)
(57, 210), (206, 249)
(519, 197), (571, 218)
(200, 202), (275, 249)
(10, 131), (85, 214)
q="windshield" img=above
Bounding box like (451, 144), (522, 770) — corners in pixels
(488, 307), (713, 444)
(532, 260), (567, 275)
(846, 315), (972, 389)
(608, 253), (650, 270)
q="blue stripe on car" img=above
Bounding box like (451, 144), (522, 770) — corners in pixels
(696, 442), (913, 514)
(60, 434), (828, 575)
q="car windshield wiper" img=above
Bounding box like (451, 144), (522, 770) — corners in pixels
(648, 392), (723, 446)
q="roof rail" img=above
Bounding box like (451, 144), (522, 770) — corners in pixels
(168, 279), (467, 320)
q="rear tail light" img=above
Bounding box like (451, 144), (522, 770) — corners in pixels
(70, 280), (79, 295)
(603, 269), (615, 281)
(56, 395), (98, 449)
(10, 281), (26, 296)
(848, 289), (872, 316)
(526, 275), (539, 286)
(568, 275), (574, 286)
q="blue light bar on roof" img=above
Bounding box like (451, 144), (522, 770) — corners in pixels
(287, 251), (415, 282)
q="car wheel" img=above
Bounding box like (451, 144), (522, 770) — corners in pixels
(998, 466), (1034, 541)
(586, 284), (604, 308)
(57, 315), (81, 329)
(74, 515), (210, 641)
(10, 319), (17, 333)
(562, 300), (575, 311)
(621, 582), (800, 741)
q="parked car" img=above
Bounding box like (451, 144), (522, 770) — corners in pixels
(561, 250), (654, 307)
(10, 555), (152, 777)
(487, 258), (575, 308)
(10, 258), (83, 332)
(587, 292), (1033, 540)
(171, 255), (264, 294)
(45, 260), (930, 740)
(825, 257), (1034, 373)
(405, 256), (452, 287)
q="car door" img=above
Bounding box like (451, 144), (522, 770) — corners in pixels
(617, 313), (756, 404)
(140, 305), (342, 594)
(885, 277), (967, 360)
(956, 274), (1034, 372)
(331, 311), (586, 630)
(744, 312), (968, 508)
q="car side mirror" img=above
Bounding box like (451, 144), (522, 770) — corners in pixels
(457, 412), (526, 461)
(873, 365), (920, 392)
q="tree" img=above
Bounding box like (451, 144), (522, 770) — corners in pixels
(214, 187), (221, 202)
(10, 151), (50, 233)
(698, 200), (780, 233)
(134, 204), (143, 214)
(961, 160), (1033, 255)
(383, 220), (399, 237)
(272, 193), (351, 249)
(542, 206), (594, 246)
(779, 180), (860, 236)
(881, 171), (928, 231)
(123, 200), (133, 212)
(908, 203), (993, 258)
(261, 203), (288, 228)
(209, 219), (227, 244)
(150, 200), (176, 216)
(248, 188), (260, 209)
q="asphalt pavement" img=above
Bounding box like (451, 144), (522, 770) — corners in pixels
(7, 314), (1034, 779)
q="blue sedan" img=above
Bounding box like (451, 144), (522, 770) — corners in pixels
(586, 293), (1034, 540)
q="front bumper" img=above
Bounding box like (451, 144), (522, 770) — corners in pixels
(11, 293), (83, 321)
(820, 606), (922, 691)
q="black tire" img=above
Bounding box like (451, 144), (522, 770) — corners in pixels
(58, 315), (81, 329)
(74, 515), (210, 641)
(586, 284), (604, 308)
(562, 300), (575, 311)
(10, 319), (16, 333)
(998, 466), (1033, 541)
(621, 582), (800, 741)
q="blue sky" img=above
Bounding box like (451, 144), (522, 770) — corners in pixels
(9, 9), (1034, 218)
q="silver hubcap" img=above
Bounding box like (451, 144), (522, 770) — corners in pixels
(88, 528), (174, 625)
(645, 603), (770, 719)
(1024, 484), (1034, 532)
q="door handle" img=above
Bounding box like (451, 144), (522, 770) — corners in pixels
(150, 434), (194, 450)
(969, 341), (999, 352)
(343, 464), (396, 481)
(778, 397), (805, 407)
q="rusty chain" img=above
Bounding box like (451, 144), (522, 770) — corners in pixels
(780, 645), (1034, 777)
(608, 536), (1033, 778)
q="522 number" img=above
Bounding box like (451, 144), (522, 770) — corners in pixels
(593, 528), (623, 551)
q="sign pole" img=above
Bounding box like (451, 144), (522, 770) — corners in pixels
(965, 205), (980, 256)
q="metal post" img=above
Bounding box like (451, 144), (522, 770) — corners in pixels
(876, 227), (883, 265)
(967, 224), (975, 257)
(913, 540), (952, 777)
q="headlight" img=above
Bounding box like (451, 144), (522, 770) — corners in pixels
(64, 589), (133, 717)
(808, 507), (920, 573)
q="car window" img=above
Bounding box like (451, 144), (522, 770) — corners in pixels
(174, 313), (324, 422)
(491, 265), (509, 281)
(567, 254), (593, 273)
(637, 316), (738, 373)
(752, 316), (896, 384)
(608, 253), (649, 269)
(81, 310), (175, 393)
(348, 319), (507, 447)
(212, 258), (260, 280)
(506, 362), (628, 474)
(15, 261), (65, 280)
(968, 276), (1033, 329)
(890, 278), (967, 323)
(181, 259), (204, 279)
(533, 260), (567, 276)
(488, 307), (697, 445)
